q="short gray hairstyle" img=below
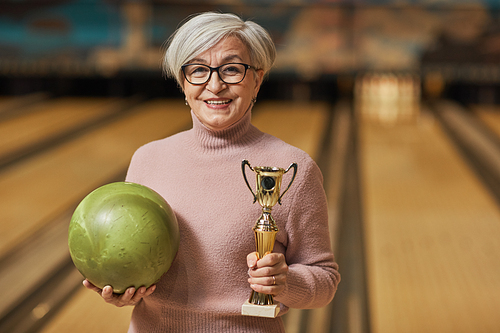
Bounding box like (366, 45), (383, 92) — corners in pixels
(162, 12), (276, 88)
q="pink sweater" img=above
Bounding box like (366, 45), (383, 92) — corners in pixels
(125, 109), (340, 332)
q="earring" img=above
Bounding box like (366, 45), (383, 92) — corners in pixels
(185, 98), (189, 106)
(251, 97), (257, 104)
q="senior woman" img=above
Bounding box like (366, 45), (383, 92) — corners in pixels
(84, 12), (340, 332)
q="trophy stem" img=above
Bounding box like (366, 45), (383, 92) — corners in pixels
(249, 211), (278, 306)
(253, 211), (278, 258)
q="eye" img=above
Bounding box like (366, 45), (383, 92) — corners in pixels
(221, 64), (244, 76)
(188, 65), (209, 77)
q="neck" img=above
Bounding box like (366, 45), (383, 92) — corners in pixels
(189, 107), (263, 153)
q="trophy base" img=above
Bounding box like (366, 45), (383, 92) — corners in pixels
(241, 300), (280, 318)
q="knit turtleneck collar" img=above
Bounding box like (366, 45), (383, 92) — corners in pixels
(189, 108), (264, 153)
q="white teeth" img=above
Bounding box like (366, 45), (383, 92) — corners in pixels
(206, 100), (230, 105)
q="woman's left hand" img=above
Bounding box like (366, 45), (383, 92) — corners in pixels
(247, 252), (288, 296)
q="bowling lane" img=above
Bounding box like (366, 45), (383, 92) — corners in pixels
(471, 104), (500, 138)
(359, 107), (500, 332)
(252, 100), (330, 160)
(0, 99), (192, 320)
(40, 288), (134, 333)
(0, 93), (48, 119)
(0, 99), (191, 258)
(0, 97), (130, 167)
(39, 100), (332, 333)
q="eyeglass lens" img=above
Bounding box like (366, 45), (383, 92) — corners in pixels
(183, 63), (248, 84)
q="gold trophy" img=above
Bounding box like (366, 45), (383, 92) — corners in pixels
(241, 159), (297, 318)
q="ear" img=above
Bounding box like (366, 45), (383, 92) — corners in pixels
(253, 69), (265, 96)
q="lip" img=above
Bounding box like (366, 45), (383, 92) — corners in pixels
(204, 98), (232, 108)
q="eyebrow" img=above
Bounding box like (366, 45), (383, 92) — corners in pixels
(188, 55), (244, 64)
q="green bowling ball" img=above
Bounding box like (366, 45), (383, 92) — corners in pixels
(68, 182), (179, 294)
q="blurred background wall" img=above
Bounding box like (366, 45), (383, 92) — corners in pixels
(0, 0), (499, 102)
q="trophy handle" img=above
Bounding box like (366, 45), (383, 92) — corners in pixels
(278, 162), (298, 205)
(242, 160), (257, 203)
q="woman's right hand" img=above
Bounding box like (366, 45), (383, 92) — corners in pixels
(83, 279), (156, 307)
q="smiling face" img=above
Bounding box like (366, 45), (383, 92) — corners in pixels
(183, 36), (264, 131)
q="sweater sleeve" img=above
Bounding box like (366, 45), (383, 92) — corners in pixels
(274, 158), (340, 309)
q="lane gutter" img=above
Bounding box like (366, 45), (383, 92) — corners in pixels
(430, 99), (500, 206)
(290, 99), (371, 333)
(327, 100), (371, 333)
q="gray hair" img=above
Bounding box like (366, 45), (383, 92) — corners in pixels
(162, 12), (276, 88)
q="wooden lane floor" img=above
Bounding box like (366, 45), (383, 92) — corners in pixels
(0, 98), (191, 258)
(0, 99), (192, 322)
(0, 93), (48, 120)
(359, 107), (500, 332)
(39, 100), (333, 333)
(471, 104), (500, 137)
(434, 101), (500, 205)
(0, 97), (135, 169)
(252, 100), (330, 161)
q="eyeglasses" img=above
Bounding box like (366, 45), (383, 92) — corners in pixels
(181, 63), (253, 85)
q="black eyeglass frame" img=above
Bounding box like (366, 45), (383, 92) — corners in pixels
(181, 63), (253, 85)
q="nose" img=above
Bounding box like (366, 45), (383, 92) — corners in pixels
(206, 70), (226, 94)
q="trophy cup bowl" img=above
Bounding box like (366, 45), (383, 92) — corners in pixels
(241, 160), (297, 318)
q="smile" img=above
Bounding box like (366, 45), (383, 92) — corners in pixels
(205, 99), (231, 105)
